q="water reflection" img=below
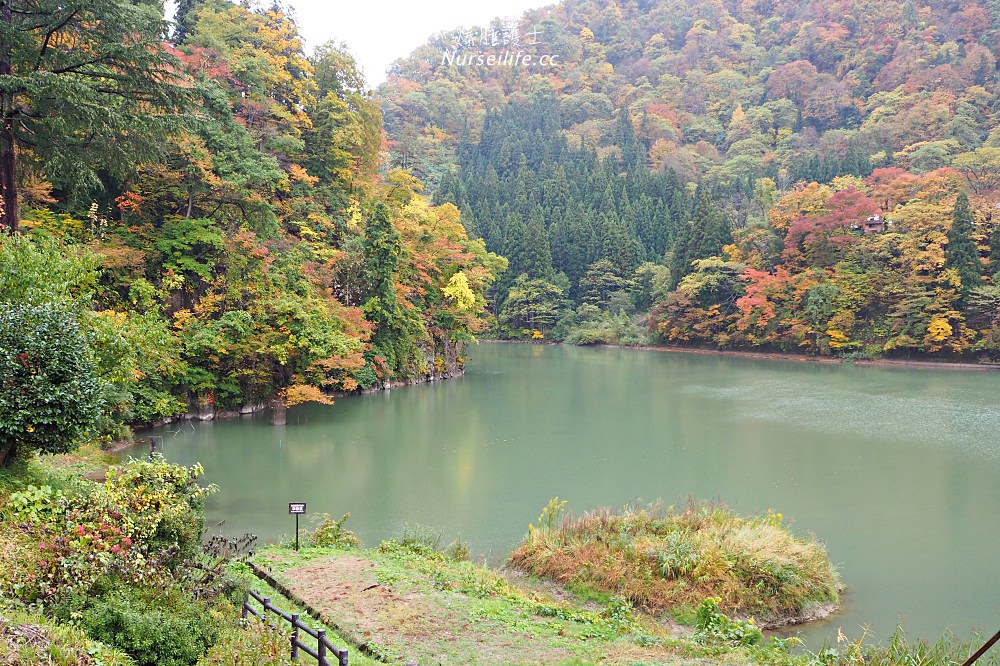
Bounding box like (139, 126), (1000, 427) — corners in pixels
(127, 343), (1000, 648)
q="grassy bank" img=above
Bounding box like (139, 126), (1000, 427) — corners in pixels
(252, 540), (780, 665)
(2, 449), (995, 666)
(509, 500), (841, 628)
(253, 536), (997, 666)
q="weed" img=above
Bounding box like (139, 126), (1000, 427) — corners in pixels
(397, 523), (442, 554)
(306, 512), (361, 549)
(445, 536), (470, 562)
(693, 596), (762, 647)
(825, 625), (1000, 666)
(5, 484), (64, 523)
(532, 497), (568, 533)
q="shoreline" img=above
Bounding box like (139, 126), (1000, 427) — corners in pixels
(483, 338), (1000, 371)
(622, 344), (1000, 370)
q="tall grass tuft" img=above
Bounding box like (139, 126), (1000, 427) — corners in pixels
(509, 499), (841, 627)
(826, 626), (1000, 666)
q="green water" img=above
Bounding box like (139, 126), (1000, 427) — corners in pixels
(126, 342), (1000, 646)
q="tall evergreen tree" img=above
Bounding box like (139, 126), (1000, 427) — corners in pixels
(669, 190), (731, 288)
(173, 0), (204, 43)
(440, 94), (685, 306)
(989, 222), (1000, 278)
(362, 202), (420, 371)
(946, 191), (983, 299)
(522, 210), (555, 280)
(0, 0), (193, 231)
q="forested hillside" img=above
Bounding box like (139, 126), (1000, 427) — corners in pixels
(380, 0), (1000, 356)
(1, 0), (504, 444)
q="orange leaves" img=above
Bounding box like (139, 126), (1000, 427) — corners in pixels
(115, 192), (143, 214)
(281, 384), (334, 408)
(287, 164), (319, 187)
(313, 352), (366, 373)
(735, 268), (783, 333)
(866, 167), (920, 211)
(95, 240), (146, 273)
(733, 267), (823, 349)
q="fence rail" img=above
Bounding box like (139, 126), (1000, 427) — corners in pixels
(961, 628), (1000, 666)
(242, 589), (349, 666)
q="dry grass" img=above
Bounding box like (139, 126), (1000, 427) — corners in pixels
(508, 500), (841, 627)
(0, 523), (33, 596)
(0, 610), (133, 665)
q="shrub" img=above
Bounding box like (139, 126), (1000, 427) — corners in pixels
(0, 301), (104, 465)
(80, 586), (220, 666)
(102, 455), (216, 565)
(7, 457), (216, 605)
(196, 620), (294, 666)
(4, 484), (65, 523)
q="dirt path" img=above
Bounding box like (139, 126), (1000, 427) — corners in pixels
(256, 551), (586, 665)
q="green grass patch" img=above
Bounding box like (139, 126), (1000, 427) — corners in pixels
(509, 500), (842, 627)
(252, 540), (832, 665)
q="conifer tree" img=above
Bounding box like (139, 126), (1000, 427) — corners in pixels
(946, 191), (982, 299)
(522, 210), (555, 280)
(989, 222), (1000, 278)
(173, 0), (204, 43)
(0, 0), (192, 231)
(669, 190), (731, 288)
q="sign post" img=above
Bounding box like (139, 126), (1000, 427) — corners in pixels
(288, 502), (306, 551)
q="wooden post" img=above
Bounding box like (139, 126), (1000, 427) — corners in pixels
(317, 630), (326, 664)
(340, 649), (349, 666)
(241, 594), (248, 620)
(263, 597), (271, 627)
(290, 613), (299, 660)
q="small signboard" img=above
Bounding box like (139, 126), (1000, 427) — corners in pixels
(289, 502), (306, 515)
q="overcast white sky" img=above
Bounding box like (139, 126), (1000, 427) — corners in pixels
(168, 1), (555, 87)
(293, 0), (558, 85)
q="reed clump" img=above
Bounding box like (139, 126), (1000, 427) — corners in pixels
(508, 499), (841, 627)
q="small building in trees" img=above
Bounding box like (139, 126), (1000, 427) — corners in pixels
(854, 214), (887, 234)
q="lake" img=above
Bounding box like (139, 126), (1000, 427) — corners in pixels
(124, 341), (1000, 647)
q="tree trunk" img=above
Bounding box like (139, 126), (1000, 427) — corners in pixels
(0, 116), (16, 233)
(0, 0), (17, 233)
(0, 440), (17, 468)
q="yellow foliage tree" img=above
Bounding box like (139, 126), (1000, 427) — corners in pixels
(443, 272), (476, 310)
(281, 384), (334, 408)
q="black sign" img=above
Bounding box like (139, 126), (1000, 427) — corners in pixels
(288, 502), (306, 515)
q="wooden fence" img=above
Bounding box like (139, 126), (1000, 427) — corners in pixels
(242, 589), (349, 666)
